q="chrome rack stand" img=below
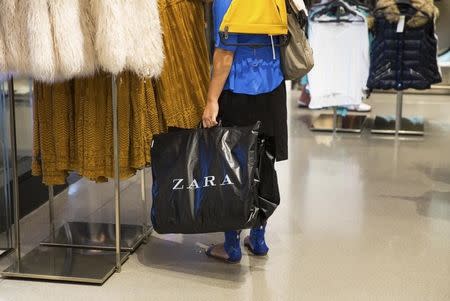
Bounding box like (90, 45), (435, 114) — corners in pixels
(1, 75), (130, 284)
(371, 91), (424, 136)
(310, 107), (368, 133)
(40, 78), (152, 253)
(40, 170), (151, 252)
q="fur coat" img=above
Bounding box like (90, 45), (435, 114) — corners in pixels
(369, 0), (439, 29)
(0, 0), (164, 82)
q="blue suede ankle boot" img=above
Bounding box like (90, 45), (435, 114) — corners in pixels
(206, 230), (242, 263)
(223, 230), (242, 262)
(245, 226), (269, 256)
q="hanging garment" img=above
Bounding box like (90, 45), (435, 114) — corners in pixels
(0, 0), (164, 82)
(155, 0), (210, 130)
(31, 0), (208, 185)
(367, 2), (441, 90)
(307, 20), (370, 109)
(219, 0), (288, 36)
(32, 72), (162, 185)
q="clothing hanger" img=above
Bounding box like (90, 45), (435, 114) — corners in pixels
(311, 0), (369, 13)
(311, 0), (365, 23)
(312, 0), (364, 21)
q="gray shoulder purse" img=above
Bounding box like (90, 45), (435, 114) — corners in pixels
(281, 0), (314, 80)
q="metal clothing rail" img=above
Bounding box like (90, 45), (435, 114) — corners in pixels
(1, 75), (137, 284)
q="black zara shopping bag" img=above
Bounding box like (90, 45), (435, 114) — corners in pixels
(150, 123), (262, 234)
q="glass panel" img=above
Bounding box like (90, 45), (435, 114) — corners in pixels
(0, 76), (13, 255)
(12, 78), (33, 180)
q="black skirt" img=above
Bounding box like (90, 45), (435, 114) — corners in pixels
(218, 82), (288, 161)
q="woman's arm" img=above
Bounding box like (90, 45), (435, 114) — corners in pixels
(202, 48), (234, 128)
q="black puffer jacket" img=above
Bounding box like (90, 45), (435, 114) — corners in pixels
(367, 5), (441, 90)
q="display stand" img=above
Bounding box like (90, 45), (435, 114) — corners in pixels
(40, 168), (152, 252)
(1, 75), (131, 284)
(371, 91), (425, 136)
(310, 107), (368, 133)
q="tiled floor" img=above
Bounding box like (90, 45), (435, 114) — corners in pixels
(0, 90), (449, 301)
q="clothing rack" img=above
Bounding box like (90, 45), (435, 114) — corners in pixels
(370, 0), (427, 136)
(371, 91), (424, 136)
(310, 108), (368, 133)
(309, 0), (369, 134)
(1, 75), (150, 284)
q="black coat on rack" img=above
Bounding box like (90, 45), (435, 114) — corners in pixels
(367, 3), (442, 90)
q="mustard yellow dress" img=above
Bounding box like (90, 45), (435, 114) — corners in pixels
(155, 0), (210, 130)
(32, 72), (161, 185)
(32, 1), (210, 185)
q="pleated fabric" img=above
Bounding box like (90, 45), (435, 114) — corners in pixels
(31, 0), (209, 185)
(155, 0), (210, 130)
(32, 72), (162, 185)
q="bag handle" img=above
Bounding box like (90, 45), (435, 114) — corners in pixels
(198, 120), (223, 129)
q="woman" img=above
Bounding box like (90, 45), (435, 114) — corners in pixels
(203, 0), (288, 263)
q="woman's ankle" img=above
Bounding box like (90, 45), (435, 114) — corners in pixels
(223, 230), (242, 261)
(224, 230), (241, 246)
(247, 226), (269, 255)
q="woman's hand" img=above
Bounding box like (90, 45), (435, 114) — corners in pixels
(202, 101), (219, 128)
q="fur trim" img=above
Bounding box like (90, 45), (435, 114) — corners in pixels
(375, 0), (439, 28)
(79, 0), (97, 76)
(0, 0), (164, 81)
(0, 25), (6, 72)
(49, 0), (95, 79)
(0, 0), (29, 74)
(27, 0), (57, 82)
(92, 0), (127, 75)
(123, 0), (164, 77)
(367, 16), (375, 29)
